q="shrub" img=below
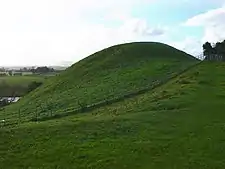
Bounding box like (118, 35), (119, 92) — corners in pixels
(27, 81), (43, 93)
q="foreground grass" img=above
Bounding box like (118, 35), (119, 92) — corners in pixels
(1, 62), (225, 168)
(1, 42), (198, 124)
(0, 76), (45, 97)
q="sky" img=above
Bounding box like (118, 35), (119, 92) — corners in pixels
(0, 0), (225, 66)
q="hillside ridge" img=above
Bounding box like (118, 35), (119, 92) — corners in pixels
(33, 61), (202, 122)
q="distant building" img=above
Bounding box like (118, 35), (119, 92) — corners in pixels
(13, 72), (22, 76)
(22, 72), (33, 76)
(0, 72), (8, 76)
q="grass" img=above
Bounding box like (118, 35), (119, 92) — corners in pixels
(1, 42), (198, 124)
(0, 76), (46, 97)
(1, 62), (225, 168)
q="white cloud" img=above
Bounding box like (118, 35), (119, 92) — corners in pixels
(184, 5), (225, 27)
(171, 37), (202, 56)
(0, 0), (162, 66)
(184, 5), (225, 43)
(118, 18), (166, 37)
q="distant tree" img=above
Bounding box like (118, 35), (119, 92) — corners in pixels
(30, 68), (36, 74)
(0, 67), (5, 72)
(203, 40), (225, 61)
(19, 67), (27, 72)
(203, 42), (214, 61)
(214, 42), (223, 61)
(220, 40), (225, 61)
(23, 67), (28, 72)
(31, 66), (55, 74)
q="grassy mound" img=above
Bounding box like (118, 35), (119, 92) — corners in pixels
(1, 42), (198, 124)
(1, 62), (225, 168)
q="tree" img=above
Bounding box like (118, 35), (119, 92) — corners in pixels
(214, 42), (223, 60)
(31, 66), (55, 74)
(214, 41), (225, 61)
(203, 42), (214, 60)
(221, 40), (225, 61)
(203, 40), (225, 61)
(0, 67), (5, 72)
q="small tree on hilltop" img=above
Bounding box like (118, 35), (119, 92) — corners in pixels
(203, 40), (225, 61)
(203, 42), (213, 61)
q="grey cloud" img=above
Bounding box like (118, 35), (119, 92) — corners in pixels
(146, 28), (165, 36)
(131, 18), (166, 37)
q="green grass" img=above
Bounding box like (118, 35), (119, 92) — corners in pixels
(1, 42), (198, 124)
(1, 62), (225, 168)
(0, 76), (46, 97)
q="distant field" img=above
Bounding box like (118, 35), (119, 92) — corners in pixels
(0, 76), (46, 97)
(0, 76), (45, 85)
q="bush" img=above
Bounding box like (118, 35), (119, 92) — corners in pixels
(27, 81), (43, 93)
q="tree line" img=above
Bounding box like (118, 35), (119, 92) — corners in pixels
(203, 40), (225, 61)
(0, 66), (55, 73)
(30, 66), (55, 74)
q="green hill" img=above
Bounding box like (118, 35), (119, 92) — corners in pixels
(2, 62), (225, 169)
(1, 42), (198, 124)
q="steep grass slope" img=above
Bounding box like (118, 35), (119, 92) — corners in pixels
(1, 42), (198, 124)
(1, 62), (225, 169)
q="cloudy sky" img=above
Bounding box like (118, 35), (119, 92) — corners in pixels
(0, 0), (225, 66)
